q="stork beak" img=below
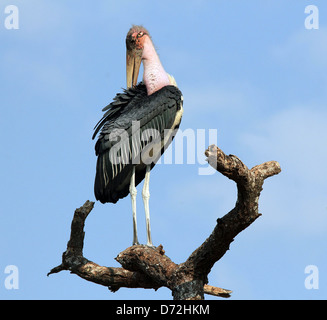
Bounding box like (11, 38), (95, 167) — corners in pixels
(126, 49), (142, 89)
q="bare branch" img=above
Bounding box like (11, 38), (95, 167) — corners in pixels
(48, 201), (160, 291)
(204, 284), (232, 298)
(178, 145), (281, 281)
(48, 144), (281, 300)
(116, 245), (178, 288)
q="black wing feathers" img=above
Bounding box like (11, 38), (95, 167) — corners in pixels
(93, 83), (182, 204)
(92, 83), (147, 140)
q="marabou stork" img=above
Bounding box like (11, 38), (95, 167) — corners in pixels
(92, 25), (183, 246)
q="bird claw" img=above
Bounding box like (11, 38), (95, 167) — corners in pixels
(132, 242), (156, 249)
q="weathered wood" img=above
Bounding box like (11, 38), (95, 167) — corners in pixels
(48, 144), (281, 300)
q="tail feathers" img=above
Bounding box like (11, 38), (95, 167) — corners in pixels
(94, 153), (154, 204)
(95, 153), (128, 203)
(95, 150), (142, 203)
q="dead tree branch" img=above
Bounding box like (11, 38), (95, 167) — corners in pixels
(48, 144), (281, 299)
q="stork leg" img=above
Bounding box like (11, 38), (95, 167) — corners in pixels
(130, 166), (139, 245)
(142, 165), (153, 247)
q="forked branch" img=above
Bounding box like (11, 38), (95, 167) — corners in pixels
(48, 144), (281, 300)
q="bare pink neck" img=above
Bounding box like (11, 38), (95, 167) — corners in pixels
(142, 36), (170, 95)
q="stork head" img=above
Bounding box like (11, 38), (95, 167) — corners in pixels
(126, 25), (149, 88)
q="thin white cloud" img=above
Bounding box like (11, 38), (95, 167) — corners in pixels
(182, 81), (264, 120)
(272, 27), (327, 71)
(242, 106), (327, 183)
(9, 1), (73, 40)
(241, 106), (327, 235)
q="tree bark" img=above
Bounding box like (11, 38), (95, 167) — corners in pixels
(48, 144), (281, 300)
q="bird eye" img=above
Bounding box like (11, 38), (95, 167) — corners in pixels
(137, 31), (144, 38)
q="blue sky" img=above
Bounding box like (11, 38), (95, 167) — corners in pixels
(1, 0), (326, 300)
